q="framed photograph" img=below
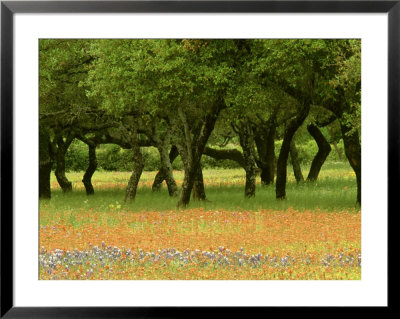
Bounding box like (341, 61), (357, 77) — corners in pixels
(1, 0), (395, 316)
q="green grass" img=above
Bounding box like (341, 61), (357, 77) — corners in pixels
(40, 162), (359, 218)
(39, 161), (361, 280)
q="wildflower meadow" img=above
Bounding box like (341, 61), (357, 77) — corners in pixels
(39, 164), (361, 280)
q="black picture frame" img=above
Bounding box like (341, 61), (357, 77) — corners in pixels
(1, 0), (395, 317)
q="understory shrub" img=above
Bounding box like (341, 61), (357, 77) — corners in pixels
(64, 139), (345, 172)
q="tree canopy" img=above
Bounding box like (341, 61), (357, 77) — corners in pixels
(39, 39), (361, 206)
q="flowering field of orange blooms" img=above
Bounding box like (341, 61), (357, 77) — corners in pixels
(40, 166), (361, 280)
(39, 207), (361, 280)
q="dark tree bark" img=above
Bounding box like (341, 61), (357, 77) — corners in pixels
(262, 154), (277, 185)
(39, 162), (53, 199)
(178, 165), (197, 207)
(94, 129), (153, 150)
(177, 101), (224, 207)
(276, 105), (310, 199)
(326, 124), (343, 161)
(192, 164), (206, 201)
(39, 128), (54, 199)
(125, 134), (145, 202)
(290, 142), (304, 183)
(340, 123), (361, 205)
(203, 147), (246, 168)
(255, 121), (276, 185)
(152, 145), (179, 194)
(307, 124), (331, 181)
(152, 170), (165, 192)
(323, 95), (361, 205)
(238, 123), (256, 198)
(54, 135), (73, 193)
(158, 143), (178, 197)
(82, 144), (97, 195)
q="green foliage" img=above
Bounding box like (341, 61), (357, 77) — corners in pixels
(201, 155), (241, 169)
(41, 38), (361, 207)
(97, 145), (132, 171)
(64, 140), (240, 172)
(40, 39), (93, 117)
(65, 138), (344, 173)
(64, 140), (89, 171)
(85, 39), (237, 117)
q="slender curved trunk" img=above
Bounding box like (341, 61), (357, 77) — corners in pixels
(203, 147), (246, 168)
(323, 93), (360, 204)
(152, 168), (166, 192)
(177, 101), (224, 207)
(276, 132), (295, 199)
(276, 105), (310, 199)
(341, 123), (361, 205)
(239, 124), (256, 197)
(332, 141), (343, 161)
(290, 142), (304, 183)
(159, 144), (178, 197)
(125, 139), (144, 202)
(192, 164), (206, 200)
(326, 125), (343, 161)
(307, 124), (331, 181)
(39, 128), (53, 199)
(55, 136), (73, 192)
(152, 146), (179, 195)
(82, 144), (97, 195)
(55, 158), (72, 192)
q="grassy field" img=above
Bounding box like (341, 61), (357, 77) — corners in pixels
(39, 162), (361, 280)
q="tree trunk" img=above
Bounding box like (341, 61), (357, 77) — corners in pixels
(239, 124), (256, 198)
(125, 141), (145, 202)
(263, 153), (278, 185)
(290, 142), (304, 183)
(82, 144), (97, 195)
(39, 162), (53, 199)
(340, 123), (361, 205)
(203, 146), (246, 168)
(177, 100), (224, 207)
(178, 165), (197, 207)
(152, 168), (166, 192)
(326, 123), (343, 161)
(152, 146), (179, 192)
(307, 124), (331, 181)
(332, 141), (343, 161)
(192, 164), (206, 201)
(261, 125), (276, 185)
(254, 115), (276, 186)
(54, 136), (73, 193)
(159, 144), (178, 197)
(323, 94), (360, 204)
(276, 105), (310, 199)
(39, 128), (53, 199)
